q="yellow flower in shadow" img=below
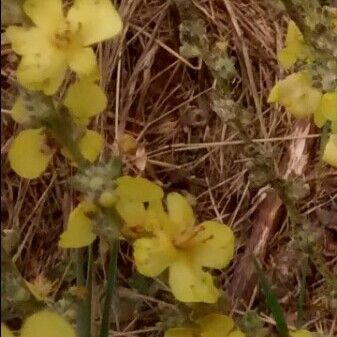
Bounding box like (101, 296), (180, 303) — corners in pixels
(133, 192), (234, 303)
(2, 310), (75, 337)
(6, 0), (122, 94)
(165, 314), (245, 337)
(268, 72), (322, 119)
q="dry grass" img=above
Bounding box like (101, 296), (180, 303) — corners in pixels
(1, 0), (337, 336)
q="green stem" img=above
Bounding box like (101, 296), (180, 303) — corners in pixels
(99, 239), (119, 337)
(296, 254), (308, 328)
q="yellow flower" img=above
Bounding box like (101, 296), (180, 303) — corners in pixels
(322, 134), (337, 168)
(8, 80), (106, 178)
(277, 21), (312, 69)
(133, 192), (234, 303)
(59, 202), (98, 248)
(6, 0), (122, 94)
(165, 314), (246, 337)
(268, 72), (322, 119)
(314, 91), (337, 131)
(290, 330), (314, 337)
(2, 310), (75, 337)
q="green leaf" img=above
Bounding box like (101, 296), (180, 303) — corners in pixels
(253, 257), (289, 337)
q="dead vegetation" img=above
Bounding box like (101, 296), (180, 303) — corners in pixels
(1, 0), (337, 336)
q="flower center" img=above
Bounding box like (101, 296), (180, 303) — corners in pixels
(173, 224), (204, 248)
(52, 20), (80, 49)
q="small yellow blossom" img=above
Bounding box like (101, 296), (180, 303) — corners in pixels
(118, 133), (138, 154)
(8, 128), (55, 179)
(322, 134), (337, 168)
(2, 310), (75, 337)
(165, 314), (246, 337)
(6, 0), (122, 94)
(277, 21), (312, 69)
(268, 72), (322, 119)
(59, 202), (98, 248)
(133, 192), (234, 303)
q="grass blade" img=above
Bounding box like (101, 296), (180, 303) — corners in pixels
(99, 238), (119, 337)
(253, 257), (289, 337)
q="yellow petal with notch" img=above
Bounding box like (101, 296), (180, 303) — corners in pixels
(168, 258), (219, 303)
(189, 221), (234, 269)
(59, 202), (97, 248)
(64, 80), (107, 126)
(20, 310), (76, 337)
(67, 0), (122, 46)
(8, 128), (54, 179)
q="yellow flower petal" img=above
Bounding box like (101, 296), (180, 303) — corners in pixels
(116, 200), (147, 229)
(168, 258), (219, 303)
(67, 0), (122, 46)
(189, 221), (234, 269)
(118, 133), (137, 154)
(1, 325), (15, 337)
(6, 26), (47, 55)
(228, 331), (246, 337)
(268, 72), (322, 119)
(320, 91), (337, 121)
(116, 176), (164, 202)
(277, 49), (297, 69)
(164, 328), (198, 337)
(64, 80), (107, 125)
(59, 202), (97, 248)
(8, 128), (54, 179)
(314, 109), (327, 128)
(277, 21), (311, 69)
(23, 0), (63, 33)
(17, 52), (67, 95)
(11, 96), (30, 124)
(78, 130), (103, 162)
(134, 233), (177, 277)
(290, 330), (314, 337)
(198, 314), (234, 337)
(167, 192), (195, 233)
(67, 47), (98, 77)
(322, 134), (337, 168)
(20, 310), (76, 337)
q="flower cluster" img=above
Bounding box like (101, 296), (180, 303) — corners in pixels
(268, 19), (337, 168)
(59, 176), (235, 304)
(6, 0), (123, 179)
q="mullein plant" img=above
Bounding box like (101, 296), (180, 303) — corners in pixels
(3, 0), (237, 336)
(268, 5), (337, 168)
